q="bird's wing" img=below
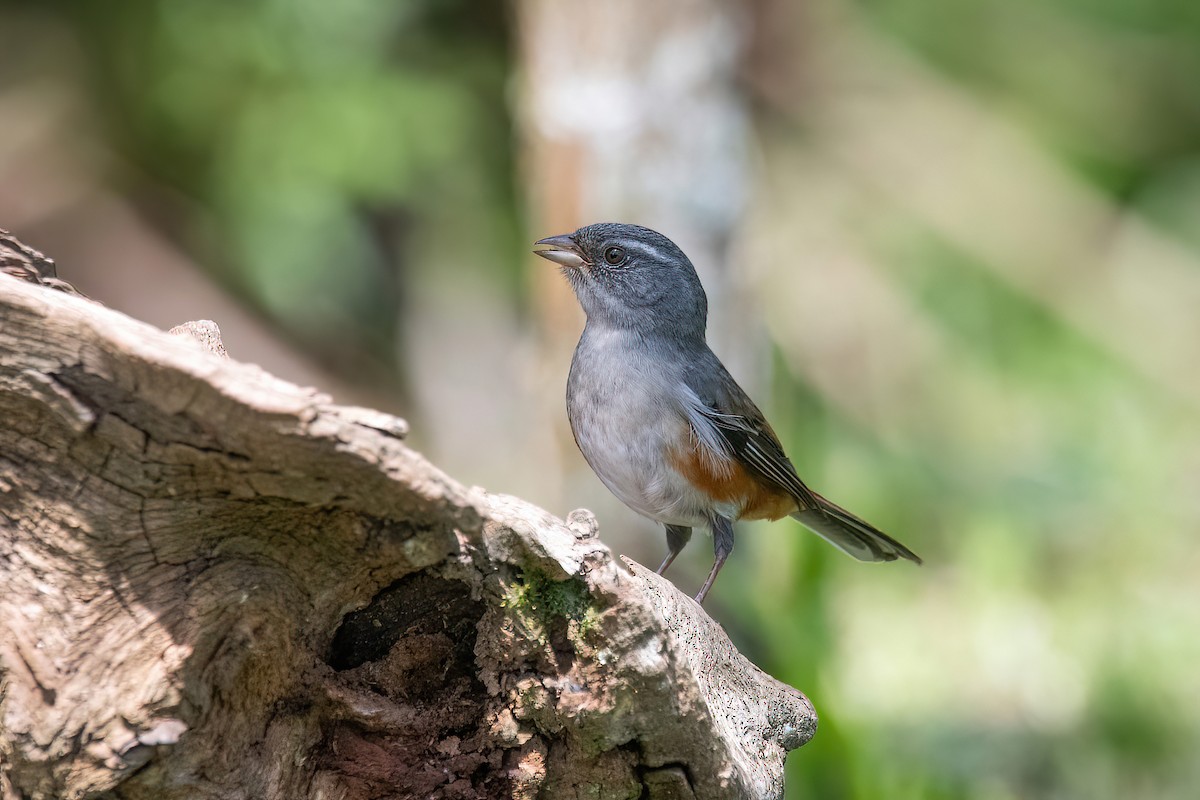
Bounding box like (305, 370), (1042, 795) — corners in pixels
(681, 364), (922, 565)
(679, 371), (821, 511)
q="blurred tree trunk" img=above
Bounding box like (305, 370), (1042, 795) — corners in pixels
(516, 0), (751, 337)
(0, 238), (813, 800)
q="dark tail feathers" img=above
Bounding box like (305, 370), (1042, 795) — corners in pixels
(791, 494), (922, 564)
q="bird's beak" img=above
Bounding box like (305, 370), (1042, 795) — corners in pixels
(533, 234), (588, 268)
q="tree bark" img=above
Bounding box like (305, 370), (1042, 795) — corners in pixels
(0, 234), (814, 800)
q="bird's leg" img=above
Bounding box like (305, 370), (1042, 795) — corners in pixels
(657, 524), (692, 575)
(694, 516), (734, 604)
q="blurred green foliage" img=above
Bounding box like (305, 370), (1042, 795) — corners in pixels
(758, 3), (1200, 797)
(859, 0), (1200, 199)
(43, 0), (522, 390)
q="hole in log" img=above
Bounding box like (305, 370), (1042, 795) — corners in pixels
(320, 574), (504, 798)
(326, 572), (482, 671)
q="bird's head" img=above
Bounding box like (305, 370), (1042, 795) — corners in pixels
(534, 222), (708, 337)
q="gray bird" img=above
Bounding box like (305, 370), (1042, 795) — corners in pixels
(535, 222), (920, 603)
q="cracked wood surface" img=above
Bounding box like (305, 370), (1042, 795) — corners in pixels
(0, 257), (814, 800)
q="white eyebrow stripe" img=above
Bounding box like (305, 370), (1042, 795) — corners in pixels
(628, 240), (669, 263)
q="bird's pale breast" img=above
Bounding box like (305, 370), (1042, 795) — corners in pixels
(567, 326), (718, 527)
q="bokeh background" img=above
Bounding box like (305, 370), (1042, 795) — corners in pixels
(2, 1), (1198, 798)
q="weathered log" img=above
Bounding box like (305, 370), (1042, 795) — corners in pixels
(0, 234), (814, 800)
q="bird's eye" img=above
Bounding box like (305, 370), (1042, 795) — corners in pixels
(604, 246), (625, 265)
